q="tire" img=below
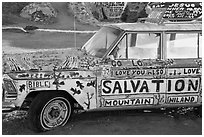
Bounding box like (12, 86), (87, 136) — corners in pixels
(197, 105), (202, 116)
(194, 105), (202, 117)
(28, 91), (73, 132)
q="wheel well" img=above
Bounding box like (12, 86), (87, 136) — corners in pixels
(21, 90), (78, 109)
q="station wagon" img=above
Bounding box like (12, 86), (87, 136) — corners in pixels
(2, 19), (202, 132)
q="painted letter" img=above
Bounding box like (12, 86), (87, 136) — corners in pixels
(112, 81), (122, 94)
(152, 80), (164, 92)
(130, 80), (140, 92)
(105, 100), (112, 106)
(124, 81), (131, 93)
(139, 81), (149, 92)
(175, 80), (185, 91)
(102, 80), (112, 94)
(167, 80), (171, 92)
(188, 79), (199, 91)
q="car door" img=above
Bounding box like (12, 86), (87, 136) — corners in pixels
(97, 31), (168, 108)
(165, 32), (202, 106)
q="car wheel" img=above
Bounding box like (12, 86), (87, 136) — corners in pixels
(28, 91), (72, 132)
(198, 105), (202, 116)
(194, 105), (202, 117)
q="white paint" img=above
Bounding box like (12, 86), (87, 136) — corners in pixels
(104, 98), (154, 107)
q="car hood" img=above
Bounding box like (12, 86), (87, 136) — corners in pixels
(3, 48), (101, 73)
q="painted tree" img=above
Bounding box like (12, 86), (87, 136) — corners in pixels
(84, 92), (94, 109)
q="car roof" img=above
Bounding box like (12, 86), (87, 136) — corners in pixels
(106, 21), (202, 32)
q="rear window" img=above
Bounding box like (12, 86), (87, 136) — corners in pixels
(166, 33), (201, 59)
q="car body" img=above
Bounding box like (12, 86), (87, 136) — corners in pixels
(2, 20), (202, 131)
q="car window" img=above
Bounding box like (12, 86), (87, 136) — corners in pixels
(110, 32), (161, 59)
(110, 34), (127, 59)
(128, 33), (160, 59)
(83, 27), (122, 58)
(166, 33), (200, 59)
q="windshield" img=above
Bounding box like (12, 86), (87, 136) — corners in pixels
(82, 26), (122, 58)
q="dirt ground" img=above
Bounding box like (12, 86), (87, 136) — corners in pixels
(2, 108), (202, 135)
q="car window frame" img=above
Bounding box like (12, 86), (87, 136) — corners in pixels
(106, 31), (163, 60)
(164, 31), (202, 60)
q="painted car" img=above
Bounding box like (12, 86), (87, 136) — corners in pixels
(2, 20), (202, 132)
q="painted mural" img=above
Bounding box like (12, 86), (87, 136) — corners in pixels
(3, 48), (102, 73)
(3, 48), (202, 110)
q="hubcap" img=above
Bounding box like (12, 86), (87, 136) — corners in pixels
(40, 98), (71, 129)
(48, 107), (60, 119)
